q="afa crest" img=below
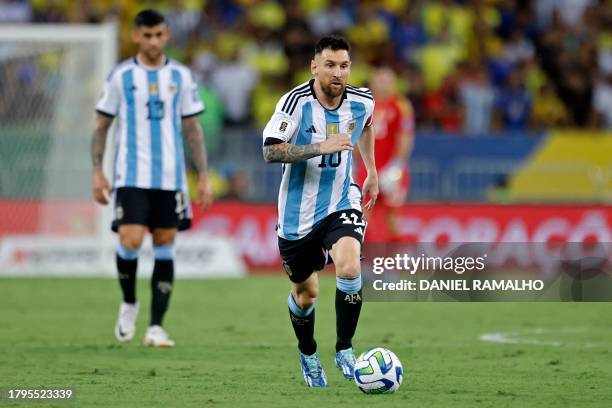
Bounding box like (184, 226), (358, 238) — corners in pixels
(347, 119), (356, 133)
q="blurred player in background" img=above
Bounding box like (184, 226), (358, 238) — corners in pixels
(356, 67), (414, 242)
(263, 36), (378, 387)
(91, 9), (212, 347)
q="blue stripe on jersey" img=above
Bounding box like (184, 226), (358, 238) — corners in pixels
(122, 69), (137, 186)
(337, 101), (366, 210)
(171, 69), (184, 190)
(313, 109), (340, 226)
(282, 102), (314, 239)
(147, 70), (163, 189)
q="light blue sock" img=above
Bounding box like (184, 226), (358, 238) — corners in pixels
(117, 244), (139, 260)
(153, 244), (175, 260)
(288, 292), (314, 317)
(336, 275), (362, 294)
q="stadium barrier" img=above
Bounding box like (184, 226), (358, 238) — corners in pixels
(1, 201), (609, 274)
(189, 202), (612, 269)
(0, 233), (246, 278)
(0, 200), (246, 278)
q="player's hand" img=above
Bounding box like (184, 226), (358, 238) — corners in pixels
(92, 170), (111, 205)
(320, 133), (353, 154)
(362, 172), (379, 211)
(195, 174), (213, 211)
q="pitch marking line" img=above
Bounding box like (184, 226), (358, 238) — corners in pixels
(479, 327), (601, 347)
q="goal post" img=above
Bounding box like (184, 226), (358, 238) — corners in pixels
(0, 23), (245, 278)
(0, 23), (117, 274)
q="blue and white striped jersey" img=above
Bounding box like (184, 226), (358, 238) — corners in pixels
(263, 79), (375, 240)
(96, 57), (204, 191)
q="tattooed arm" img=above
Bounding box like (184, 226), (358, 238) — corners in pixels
(91, 113), (114, 204)
(263, 142), (321, 163)
(182, 116), (208, 176)
(263, 133), (354, 163)
(182, 116), (212, 210)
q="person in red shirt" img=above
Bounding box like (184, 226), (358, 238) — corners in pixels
(356, 67), (414, 242)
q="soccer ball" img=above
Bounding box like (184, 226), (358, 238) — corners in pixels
(353, 347), (403, 394)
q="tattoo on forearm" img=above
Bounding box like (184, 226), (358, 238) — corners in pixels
(263, 143), (321, 163)
(183, 119), (208, 174)
(91, 117), (112, 171)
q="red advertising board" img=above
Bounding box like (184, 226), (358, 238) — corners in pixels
(191, 202), (612, 269)
(1, 200), (610, 270)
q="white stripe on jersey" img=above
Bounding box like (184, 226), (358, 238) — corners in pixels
(263, 80), (375, 240)
(96, 57), (204, 191)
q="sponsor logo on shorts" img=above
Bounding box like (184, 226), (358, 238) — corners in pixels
(283, 262), (293, 277)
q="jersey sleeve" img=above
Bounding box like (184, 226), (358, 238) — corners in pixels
(365, 95), (375, 127)
(180, 70), (205, 118)
(95, 70), (121, 117)
(262, 94), (300, 145)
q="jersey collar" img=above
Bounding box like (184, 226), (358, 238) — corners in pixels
(133, 55), (170, 70)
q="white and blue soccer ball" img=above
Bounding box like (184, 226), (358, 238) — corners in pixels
(353, 347), (403, 394)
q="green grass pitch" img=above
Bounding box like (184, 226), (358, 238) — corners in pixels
(1, 275), (611, 407)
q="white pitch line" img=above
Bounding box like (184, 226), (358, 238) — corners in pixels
(479, 330), (562, 346)
(480, 327), (606, 348)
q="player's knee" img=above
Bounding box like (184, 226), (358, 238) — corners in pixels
(295, 289), (318, 308)
(152, 231), (176, 246)
(335, 259), (361, 279)
(120, 235), (143, 250)
(296, 295), (316, 309)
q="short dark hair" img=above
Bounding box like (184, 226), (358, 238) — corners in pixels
(314, 36), (351, 56)
(134, 9), (165, 27)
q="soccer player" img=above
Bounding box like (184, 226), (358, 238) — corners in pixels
(91, 9), (211, 348)
(262, 36), (378, 387)
(356, 67), (414, 242)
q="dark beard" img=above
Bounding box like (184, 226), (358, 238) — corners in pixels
(143, 50), (162, 63)
(321, 82), (345, 98)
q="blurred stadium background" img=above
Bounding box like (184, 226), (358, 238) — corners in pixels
(0, 0), (611, 276)
(1, 2), (612, 406)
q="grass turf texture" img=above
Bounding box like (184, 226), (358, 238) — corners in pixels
(0, 276), (611, 407)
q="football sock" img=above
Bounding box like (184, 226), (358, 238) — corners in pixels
(150, 245), (175, 326)
(335, 275), (363, 352)
(116, 244), (139, 304)
(288, 292), (317, 355)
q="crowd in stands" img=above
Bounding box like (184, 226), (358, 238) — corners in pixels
(1, 0), (610, 202)
(2, 0), (611, 135)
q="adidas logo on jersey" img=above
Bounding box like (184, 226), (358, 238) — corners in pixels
(304, 125), (316, 133)
(354, 227), (364, 236)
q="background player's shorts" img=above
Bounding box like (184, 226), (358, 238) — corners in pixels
(278, 209), (365, 283)
(111, 187), (191, 232)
